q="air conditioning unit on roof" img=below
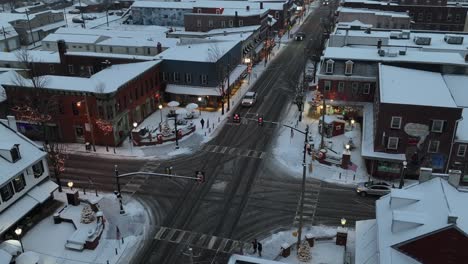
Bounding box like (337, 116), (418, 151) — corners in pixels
(444, 34), (464, 45)
(414, 36), (431, 45)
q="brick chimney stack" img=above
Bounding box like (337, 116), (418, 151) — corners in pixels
(57, 40), (67, 65)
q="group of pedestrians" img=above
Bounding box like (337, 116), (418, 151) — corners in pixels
(251, 238), (263, 257)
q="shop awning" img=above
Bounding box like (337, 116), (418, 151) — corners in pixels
(166, 84), (220, 96)
(27, 180), (58, 204)
(0, 196), (39, 236)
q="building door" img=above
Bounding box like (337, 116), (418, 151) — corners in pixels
(74, 125), (85, 143)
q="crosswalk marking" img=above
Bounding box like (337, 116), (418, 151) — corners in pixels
(202, 144), (266, 159)
(153, 226), (247, 254)
(293, 182), (321, 226)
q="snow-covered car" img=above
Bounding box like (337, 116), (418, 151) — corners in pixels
(115, 11), (124, 16)
(72, 17), (84, 23)
(82, 14), (97, 20)
(241, 92), (257, 107)
(68, 9), (80, 14)
(356, 181), (393, 197)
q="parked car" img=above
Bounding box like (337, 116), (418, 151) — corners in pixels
(82, 14), (97, 20)
(68, 9), (80, 14)
(322, 1), (329, 5)
(356, 181), (393, 197)
(295, 32), (306, 41)
(115, 10), (124, 16)
(241, 92), (257, 107)
(72, 17), (84, 23)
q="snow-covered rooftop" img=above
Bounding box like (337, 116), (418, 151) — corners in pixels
(378, 64), (458, 108)
(0, 122), (46, 183)
(355, 219), (378, 264)
(456, 109), (468, 142)
(0, 50), (60, 63)
(323, 47), (467, 66)
(376, 177), (468, 264)
(343, 0), (398, 5)
(132, 0), (284, 10)
(158, 40), (239, 62)
(0, 60), (161, 93)
(443, 74), (468, 108)
(65, 51), (156, 61)
(338, 7), (410, 17)
(42, 27), (179, 48)
(333, 28), (468, 53)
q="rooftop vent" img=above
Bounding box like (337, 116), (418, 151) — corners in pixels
(399, 50), (406, 55)
(246, 5), (250, 11)
(364, 28), (371, 34)
(448, 215), (458, 224)
(378, 49), (385, 57)
(414, 36), (431, 45)
(444, 35), (464, 45)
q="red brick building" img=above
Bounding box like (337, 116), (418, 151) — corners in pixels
(1, 59), (162, 147)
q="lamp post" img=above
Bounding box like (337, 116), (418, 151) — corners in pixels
(129, 122), (137, 153)
(67, 181), (74, 191)
(398, 161), (408, 189)
(158, 104), (163, 131)
(197, 97), (202, 116)
(77, 95), (96, 152)
(351, 119), (355, 130)
(114, 165), (125, 214)
(15, 227), (24, 253)
(174, 112), (179, 149)
(345, 144), (350, 153)
(341, 218), (346, 228)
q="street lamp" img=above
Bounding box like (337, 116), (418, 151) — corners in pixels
(197, 97), (202, 116)
(67, 181), (74, 191)
(158, 104), (163, 131)
(345, 144), (350, 153)
(351, 119), (355, 130)
(15, 227), (24, 253)
(133, 122), (138, 129)
(399, 161), (408, 189)
(341, 218), (347, 228)
(76, 96), (96, 152)
(114, 165), (125, 214)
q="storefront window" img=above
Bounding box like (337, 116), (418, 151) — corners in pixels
(377, 161), (401, 174)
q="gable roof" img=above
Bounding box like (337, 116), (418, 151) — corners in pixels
(376, 177), (468, 264)
(0, 122), (46, 184)
(378, 64), (458, 108)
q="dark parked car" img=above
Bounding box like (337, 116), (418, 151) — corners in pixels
(295, 32), (306, 41)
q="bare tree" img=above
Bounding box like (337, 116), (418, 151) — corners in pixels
(10, 49), (56, 141)
(95, 118), (114, 152)
(207, 44), (228, 115)
(43, 142), (68, 192)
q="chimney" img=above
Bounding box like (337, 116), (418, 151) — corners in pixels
(260, 2), (264, 9)
(246, 5), (250, 11)
(6, 115), (17, 131)
(418, 167), (433, 183)
(448, 169), (462, 188)
(157, 42), (162, 54)
(57, 39), (67, 64)
(235, 11), (239, 27)
(377, 39), (382, 49)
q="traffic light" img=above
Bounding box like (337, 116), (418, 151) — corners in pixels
(258, 116), (264, 126)
(233, 113), (241, 123)
(196, 171), (205, 183)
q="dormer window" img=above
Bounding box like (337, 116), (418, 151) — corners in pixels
(197, 8), (202, 13)
(345, 60), (354, 75)
(325, 59), (334, 74)
(10, 144), (20, 163)
(32, 160), (44, 178)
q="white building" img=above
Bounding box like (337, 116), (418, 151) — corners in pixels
(355, 170), (468, 264)
(0, 117), (58, 237)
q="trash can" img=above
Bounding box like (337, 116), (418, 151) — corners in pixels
(281, 243), (290, 258)
(53, 213), (61, 224)
(305, 233), (315, 247)
(85, 142), (91, 151)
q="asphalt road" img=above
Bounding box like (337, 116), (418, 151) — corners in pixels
(58, 3), (377, 264)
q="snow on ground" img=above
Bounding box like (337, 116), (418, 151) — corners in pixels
(21, 190), (149, 264)
(244, 225), (353, 264)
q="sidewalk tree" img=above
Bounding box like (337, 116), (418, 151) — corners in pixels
(207, 44), (229, 115)
(43, 142), (67, 192)
(95, 118), (114, 152)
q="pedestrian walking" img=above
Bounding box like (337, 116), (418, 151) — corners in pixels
(200, 118), (205, 129)
(252, 239), (258, 254)
(206, 119), (210, 129)
(257, 242), (262, 257)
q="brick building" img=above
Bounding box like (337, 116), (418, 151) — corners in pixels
(0, 59), (162, 147)
(355, 172), (468, 264)
(342, 0), (468, 31)
(336, 7), (411, 29)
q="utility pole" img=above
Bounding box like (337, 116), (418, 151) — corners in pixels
(174, 112), (179, 149)
(78, 0), (86, 28)
(83, 94), (96, 152)
(25, 9), (35, 47)
(226, 62), (231, 112)
(114, 165), (125, 214)
(283, 124), (309, 249)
